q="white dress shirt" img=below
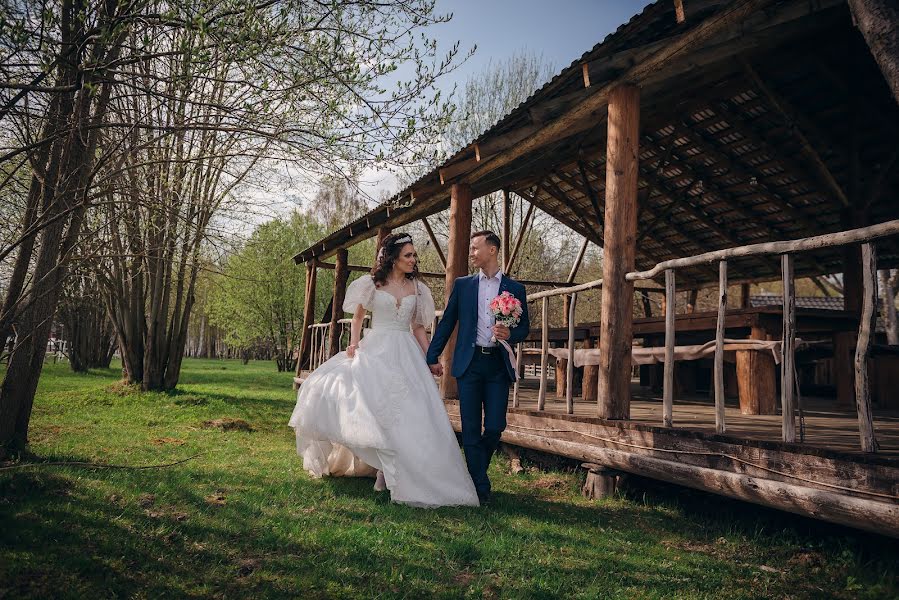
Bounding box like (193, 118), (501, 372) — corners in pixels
(476, 268), (503, 347)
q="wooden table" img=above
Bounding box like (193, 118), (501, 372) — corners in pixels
(525, 307), (860, 415)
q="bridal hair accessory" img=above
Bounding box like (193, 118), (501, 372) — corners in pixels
(391, 235), (413, 246)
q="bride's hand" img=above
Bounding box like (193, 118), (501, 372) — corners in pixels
(346, 344), (358, 358)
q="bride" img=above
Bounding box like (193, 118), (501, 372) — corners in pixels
(288, 232), (479, 507)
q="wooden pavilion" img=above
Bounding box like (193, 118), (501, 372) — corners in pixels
(293, 0), (899, 537)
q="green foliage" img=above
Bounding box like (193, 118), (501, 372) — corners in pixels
(207, 212), (324, 359)
(1, 359), (896, 599)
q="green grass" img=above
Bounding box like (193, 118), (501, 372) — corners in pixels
(1, 359), (896, 599)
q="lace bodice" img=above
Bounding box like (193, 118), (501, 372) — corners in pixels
(371, 290), (418, 331)
(343, 276), (436, 332)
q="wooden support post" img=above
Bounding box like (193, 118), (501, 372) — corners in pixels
(846, 0), (899, 108)
(686, 289), (698, 314)
(581, 463), (618, 499)
(555, 354), (567, 399)
(566, 293), (578, 415)
(663, 269), (675, 427)
(640, 291), (653, 317)
(673, 0), (686, 24)
(505, 201), (535, 274)
(568, 237), (590, 284)
(421, 218), (446, 270)
(582, 336), (598, 402)
(538, 296), (550, 411)
(502, 189), (511, 269)
(598, 83), (640, 420)
(855, 243), (878, 452)
(741, 282), (751, 309)
(737, 326), (777, 415)
(781, 254), (796, 443)
(376, 226), (391, 260)
(327, 249), (349, 359)
(714, 261), (727, 434)
(296, 260), (317, 385)
(440, 184), (472, 400)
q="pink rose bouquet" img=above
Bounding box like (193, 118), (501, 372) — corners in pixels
(489, 291), (523, 341)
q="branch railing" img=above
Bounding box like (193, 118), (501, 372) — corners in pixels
(626, 219), (899, 453)
(511, 218), (898, 453)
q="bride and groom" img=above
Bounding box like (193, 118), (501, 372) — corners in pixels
(288, 230), (529, 507)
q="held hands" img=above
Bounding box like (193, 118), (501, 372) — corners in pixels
(429, 363), (443, 377)
(346, 344), (358, 358)
(492, 324), (511, 341)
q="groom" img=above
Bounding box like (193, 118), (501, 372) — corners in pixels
(427, 230), (530, 504)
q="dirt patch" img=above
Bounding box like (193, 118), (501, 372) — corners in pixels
(236, 558), (261, 578)
(788, 551), (826, 569)
(529, 474), (569, 490)
(151, 437), (185, 446)
(205, 491), (227, 506)
(202, 418), (253, 432)
(138, 493), (156, 508)
(107, 381), (141, 396)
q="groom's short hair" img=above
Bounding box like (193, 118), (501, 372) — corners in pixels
(471, 230), (501, 251)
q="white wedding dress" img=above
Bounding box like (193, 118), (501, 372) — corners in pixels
(288, 276), (479, 507)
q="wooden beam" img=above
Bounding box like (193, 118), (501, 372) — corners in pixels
(297, 261), (317, 380)
(461, 0), (782, 188)
(440, 183), (472, 400)
(781, 254), (796, 443)
(504, 201), (536, 274)
(741, 60), (849, 208)
(847, 0), (899, 104)
(714, 260), (727, 434)
(581, 63), (591, 88)
(327, 248), (349, 359)
(663, 269), (676, 427)
(502, 189), (511, 269)
(674, 0), (686, 23)
(854, 243), (878, 452)
(628, 219), (899, 281)
(538, 296), (550, 411)
(492, 428), (899, 538)
(568, 237), (590, 284)
(375, 226), (391, 261)
(421, 217), (446, 269)
(598, 84), (639, 421)
(566, 292), (578, 415)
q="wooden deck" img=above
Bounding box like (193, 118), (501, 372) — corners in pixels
(511, 384), (899, 458)
(444, 383), (899, 538)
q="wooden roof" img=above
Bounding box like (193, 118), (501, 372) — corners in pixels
(295, 0), (899, 287)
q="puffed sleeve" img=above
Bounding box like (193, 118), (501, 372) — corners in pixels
(413, 279), (436, 327)
(343, 275), (376, 313)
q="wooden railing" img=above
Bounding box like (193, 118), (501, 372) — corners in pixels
(513, 219), (899, 453)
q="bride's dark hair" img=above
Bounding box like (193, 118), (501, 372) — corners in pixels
(370, 232), (420, 287)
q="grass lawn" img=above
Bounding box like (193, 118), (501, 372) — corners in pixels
(1, 358), (896, 599)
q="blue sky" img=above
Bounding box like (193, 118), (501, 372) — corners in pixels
(253, 1), (656, 224)
(431, 0), (655, 93)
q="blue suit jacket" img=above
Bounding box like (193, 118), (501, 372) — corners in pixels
(426, 273), (530, 381)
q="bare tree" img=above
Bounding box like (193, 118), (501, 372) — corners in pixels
(0, 0), (467, 452)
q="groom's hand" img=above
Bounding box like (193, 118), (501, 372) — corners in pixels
(492, 324), (510, 341)
(429, 363), (443, 377)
